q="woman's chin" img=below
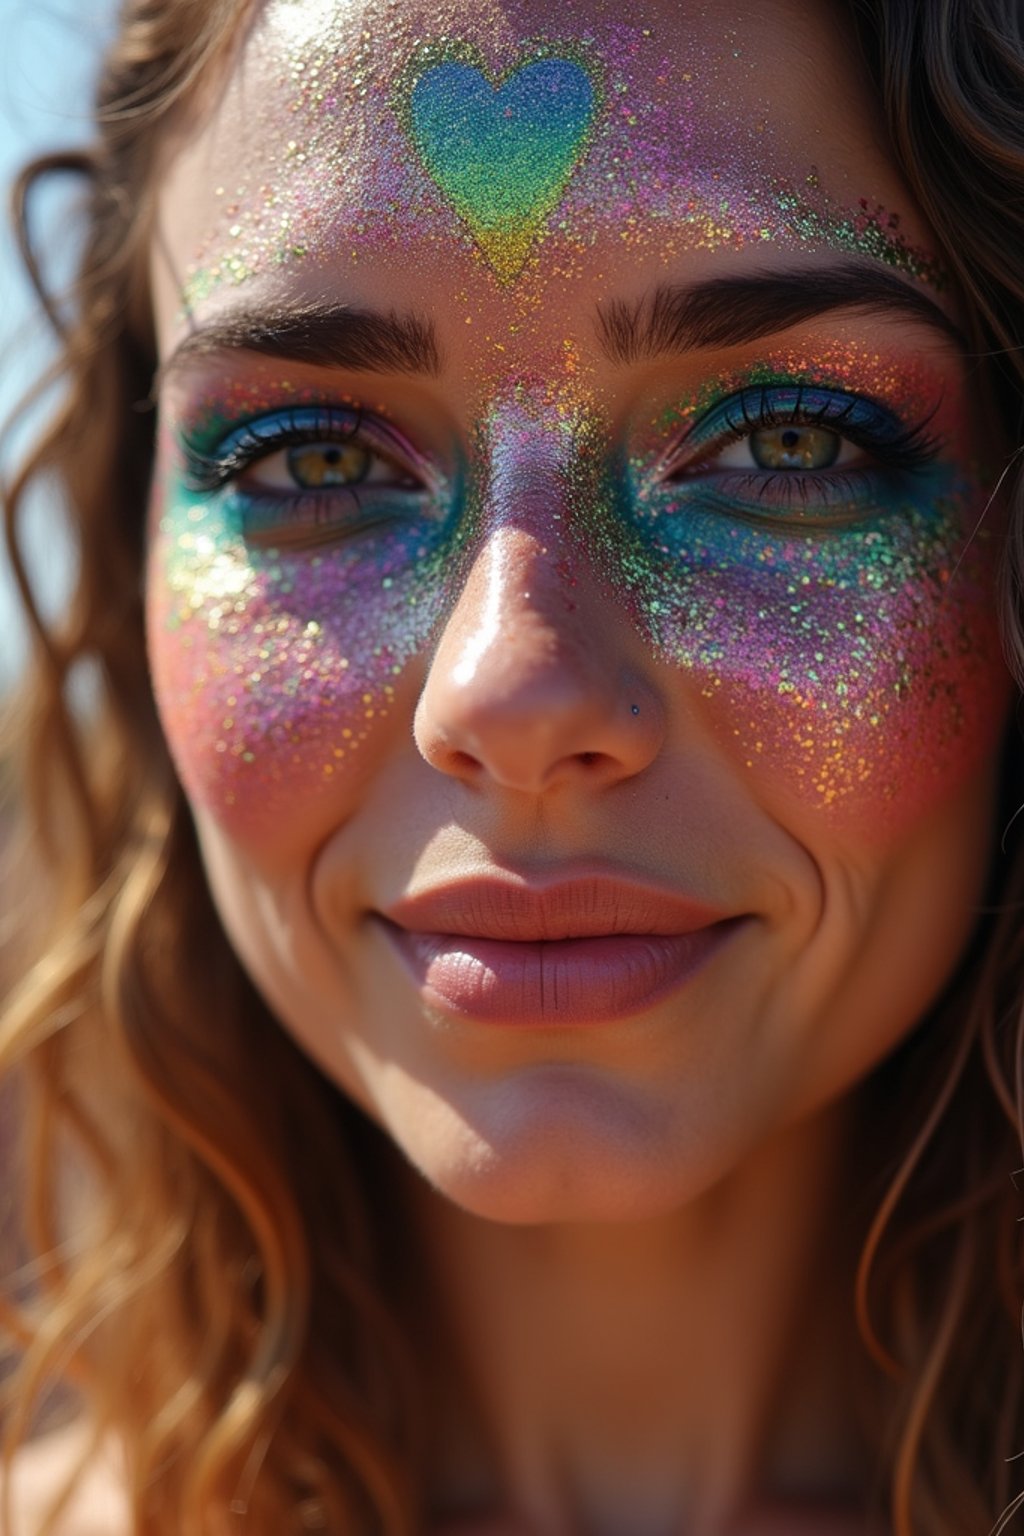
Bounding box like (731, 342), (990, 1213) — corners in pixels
(379, 1066), (743, 1226)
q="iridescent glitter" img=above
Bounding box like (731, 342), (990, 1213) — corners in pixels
(394, 44), (601, 282)
(150, 1), (1007, 849)
(178, 6), (945, 307)
(622, 456), (1002, 820)
(455, 365), (1005, 831)
(148, 380), (466, 829)
(150, 348), (1004, 841)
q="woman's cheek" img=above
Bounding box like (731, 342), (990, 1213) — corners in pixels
(145, 484), (450, 839)
(625, 480), (1010, 835)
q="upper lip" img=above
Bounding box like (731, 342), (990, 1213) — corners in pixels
(379, 873), (729, 942)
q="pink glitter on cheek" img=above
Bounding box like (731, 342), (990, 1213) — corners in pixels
(615, 373), (1010, 834)
(145, 425), (456, 839)
(449, 376), (1010, 838)
(668, 499), (1009, 832)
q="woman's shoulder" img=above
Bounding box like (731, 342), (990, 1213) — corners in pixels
(1, 1420), (129, 1536)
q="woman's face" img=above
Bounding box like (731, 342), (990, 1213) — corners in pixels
(147, 0), (1011, 1221)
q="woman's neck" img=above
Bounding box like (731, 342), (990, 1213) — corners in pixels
(395, 1100), (871, 1536)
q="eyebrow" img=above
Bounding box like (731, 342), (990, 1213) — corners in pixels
(159, 300), (442, 384)
(158, 261), (963, 389)
(596, 262), (965, 363)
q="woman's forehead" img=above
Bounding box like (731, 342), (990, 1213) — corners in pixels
(154, 0), (938, 345)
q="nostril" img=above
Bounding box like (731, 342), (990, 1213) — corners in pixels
(449, 749), (480, 774)
(578, 751), (601, 767)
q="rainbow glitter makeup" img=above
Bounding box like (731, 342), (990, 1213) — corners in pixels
(149, 337), (1006, 840)
(614, 354), (1005, 823)
(394, 43), (602, 283)
(446, 364), (1004, 832)
(178, 7), (946, 308)
(623, 463), (1001, 819)
(150, 2), (1009, 852)
(148, 385), (467, 828)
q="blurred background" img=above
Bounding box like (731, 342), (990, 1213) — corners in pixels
(0, 0), (113, 696)
(0, 7), (111, 1368)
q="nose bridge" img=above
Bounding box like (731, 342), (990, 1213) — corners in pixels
(448, 518), (586, 695)
(412, 389), (665, 793)
(482, 383), (610, 590)
(452, 389), (606, 690)
(483, 387), (582, 536)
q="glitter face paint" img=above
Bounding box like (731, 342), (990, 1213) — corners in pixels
(455, 365), (1003, 827)
(179, 5), (944, 309)
(394, 44), (602, 283)
(148, 377), (468, 826)
(148, 0), (1008, 851)
(622, 407), (1003, 819)
(150, 337), (1005, 840)
(141, 0), (1018, 1252)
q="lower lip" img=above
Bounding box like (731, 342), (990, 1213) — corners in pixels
(380, 922), (740, 1026)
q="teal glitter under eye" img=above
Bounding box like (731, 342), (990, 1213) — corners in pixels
(619, 486), (999, 813)
(638, 381), (947, 536)
(180, 403), (434, 543)
(437, 364), (1002, 826)
(603, 365), (1001, 817)
(148, 399), (464, 822)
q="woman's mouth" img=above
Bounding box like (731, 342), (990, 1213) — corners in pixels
(377, 873), (744, 1026)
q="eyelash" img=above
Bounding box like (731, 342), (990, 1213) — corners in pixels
(178, 405), (436, 544)
(657, 383), (944, 522)
(180, 406), (422, 491)
(175, 383), (945, 549)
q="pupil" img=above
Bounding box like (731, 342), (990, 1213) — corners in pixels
(287, 442), (370, 488)
(750, 425), (840, 471)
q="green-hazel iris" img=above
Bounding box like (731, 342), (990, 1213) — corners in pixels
(287, 442), (372, 488)
(749, 425), (841, 470)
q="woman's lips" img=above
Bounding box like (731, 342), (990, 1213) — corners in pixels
(377, 876), (742, 1026)
(383, 926), (738, 1025)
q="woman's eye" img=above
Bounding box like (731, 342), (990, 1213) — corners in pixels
(648, 383), (944, 529)
(243, 439), (420, 494)
(176, 405), (448, 548)
(748, 424), (842, 471)
(697, 424), (858, 474)
(179, 406), (437, 503)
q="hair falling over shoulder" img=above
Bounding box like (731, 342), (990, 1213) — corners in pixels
(1, 2), (1024, 1533)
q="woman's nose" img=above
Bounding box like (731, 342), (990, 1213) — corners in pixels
(413, 523), (665, 794)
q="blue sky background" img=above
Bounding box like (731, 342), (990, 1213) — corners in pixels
(0, 1), (114, 691)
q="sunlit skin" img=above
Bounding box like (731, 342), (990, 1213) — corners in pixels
(144, 0), (1012, 1531)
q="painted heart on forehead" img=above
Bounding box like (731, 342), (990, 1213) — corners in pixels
(395, 44), (601, 283)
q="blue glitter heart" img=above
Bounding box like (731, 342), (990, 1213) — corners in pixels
(402, 53), (599, 281)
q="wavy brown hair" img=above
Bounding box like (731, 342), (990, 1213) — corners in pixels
(1, 1), (1024, 1533)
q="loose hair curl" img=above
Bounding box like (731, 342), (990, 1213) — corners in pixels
(1, 2), (1024, 1533)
